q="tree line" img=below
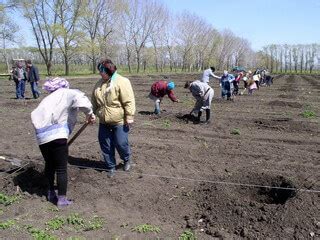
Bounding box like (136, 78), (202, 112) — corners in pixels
(1, 0), (319, 76)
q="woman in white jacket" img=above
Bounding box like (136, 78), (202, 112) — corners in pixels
(31, 77), (95, 207)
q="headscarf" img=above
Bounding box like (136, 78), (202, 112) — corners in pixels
(223, 70), (228, 76)
(43, 77), (69, 93)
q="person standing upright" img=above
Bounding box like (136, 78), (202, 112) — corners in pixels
(92, 58), (136, 178)
(26, 59), (41, 99)
(12, 61), (26, 99)
(201, 66), (220, 85)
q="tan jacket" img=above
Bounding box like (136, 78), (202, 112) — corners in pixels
(92, 72), (135, 125)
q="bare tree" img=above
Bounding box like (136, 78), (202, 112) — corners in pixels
(0, 7), (19, 73)
(54, 0), (83, 75)
(17, 0), (58, 76)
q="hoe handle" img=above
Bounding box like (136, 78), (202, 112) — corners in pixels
(68, 122), (89, 146)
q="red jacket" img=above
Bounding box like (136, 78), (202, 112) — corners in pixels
(150, 81), (177, 102)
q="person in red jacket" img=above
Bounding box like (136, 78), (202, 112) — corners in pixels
(149, 80), (179, 114)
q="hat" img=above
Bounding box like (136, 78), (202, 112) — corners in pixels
(43, 77), (69, 93)
(167, 81), (175, 90)
(223, 70), (228, 76)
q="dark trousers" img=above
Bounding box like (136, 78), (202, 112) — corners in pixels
(39, 139), (68, 196)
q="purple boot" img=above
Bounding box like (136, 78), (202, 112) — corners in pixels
(57, 196), (73, 207)
(47, 190), (58, 204)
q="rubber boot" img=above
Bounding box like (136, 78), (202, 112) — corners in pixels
(47, 190), (58, 204)
(205, 109), (211, 124)
(195, 111), (202, 123)
(57, 195), (73, 207)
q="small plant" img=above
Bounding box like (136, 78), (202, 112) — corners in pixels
(179, 229), (197, 240)
(301, 110), (316, 118)
(48, 206), (59, 212)
(0, 219), (15, 229)
(132, 224), (161, 233)
(66, 237), (85, 240)
(0, 193), (19, 206)
(46, 216), (66, 230)
(0, 208), (3, 215)
(231, 128), (241, 135)
(26, 225), (57, 240)
(162, 119), (171, 128)
(67, 213), (85, 229)
(84, 216), (104, 231)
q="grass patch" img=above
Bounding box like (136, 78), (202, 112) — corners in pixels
(132, 224), (161, 233)
(26, 225), (57, 240)
(162, 119), (171, 128)
(0, 219), (16, 229)
(230, 128), (241, 135)
(179, 229), (197, 240)
(301, 110), (316, 118)
(0, 193), (20, 206)
(67, 213), (85, 229)
(46, 216), (65, 230)
(83, 216), (104, 231)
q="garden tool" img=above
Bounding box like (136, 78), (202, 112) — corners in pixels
(68, 122), (89, 146)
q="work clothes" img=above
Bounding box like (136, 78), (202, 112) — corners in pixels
(201, 68), (220, 84)
(189, 80), (214, 113)
(92, 72), (135, 125)
(98, 123), (131, 171)
(31, 88), (93, 145)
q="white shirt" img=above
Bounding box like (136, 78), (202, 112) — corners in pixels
(31, 88), (93, 145)
(201, 68), (220, 83)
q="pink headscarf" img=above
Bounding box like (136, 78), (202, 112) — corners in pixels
(43, 77), (69, 93)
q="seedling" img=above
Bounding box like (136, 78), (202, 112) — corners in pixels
(66, 237), (85, 240)
(179, 229), (197, 240)
(84, 216), (104, 231)
(0, 208), (3, 215)
(231, 128), (241, 135)
(301, 110), (316, 118)
(26, 225), (57, 240)
(67, 213), (85, 229)
(48, 206), (59, 212)
(46, 216), (66, 230)
(0, 219), (15, 229)
(162, 119), (171, 128)
(0, 193), (19, 206)
(132, 224), (161, 233)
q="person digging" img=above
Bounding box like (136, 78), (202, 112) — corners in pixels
(184, 80), (214, 124)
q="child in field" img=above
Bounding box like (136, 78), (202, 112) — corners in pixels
(220, 70), (235, 100)
(149, 80), (179, 114)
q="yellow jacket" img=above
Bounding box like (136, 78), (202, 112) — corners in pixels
(92, 72), (135, 125)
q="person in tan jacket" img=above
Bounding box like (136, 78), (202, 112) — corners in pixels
(92, 58), (135, 177)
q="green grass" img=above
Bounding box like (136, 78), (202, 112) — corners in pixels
(162, 119), (171, 128)
(301, 110), (316, 118)
(132, 224), (161, 233)
(46, 216), (66, 230)
(0, 193), (20, 206)
(26, 225), (57, 240)
(0, 219), (16, 229)
(179, 229), (197, 240)
(230, 128), (241, 135)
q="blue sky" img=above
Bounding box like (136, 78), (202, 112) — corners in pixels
(162, 0), (320, 50)
(8, 0), (320, 51)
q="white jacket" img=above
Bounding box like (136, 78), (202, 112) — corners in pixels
(31, 88), (93, 145)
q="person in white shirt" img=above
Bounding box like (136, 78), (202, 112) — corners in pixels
(201, 67), (221, 84)
(31, 77), (95, 207)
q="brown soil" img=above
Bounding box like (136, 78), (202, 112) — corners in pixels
(0, 74), (319, 239)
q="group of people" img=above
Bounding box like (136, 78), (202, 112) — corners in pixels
(148, 66), (273, 124)
(30, 58), (272, 207)
(11, 60), (41, 99)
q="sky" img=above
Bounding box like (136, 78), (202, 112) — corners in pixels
(162, 0), (320, 50)
(6, 0), (320, 51)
